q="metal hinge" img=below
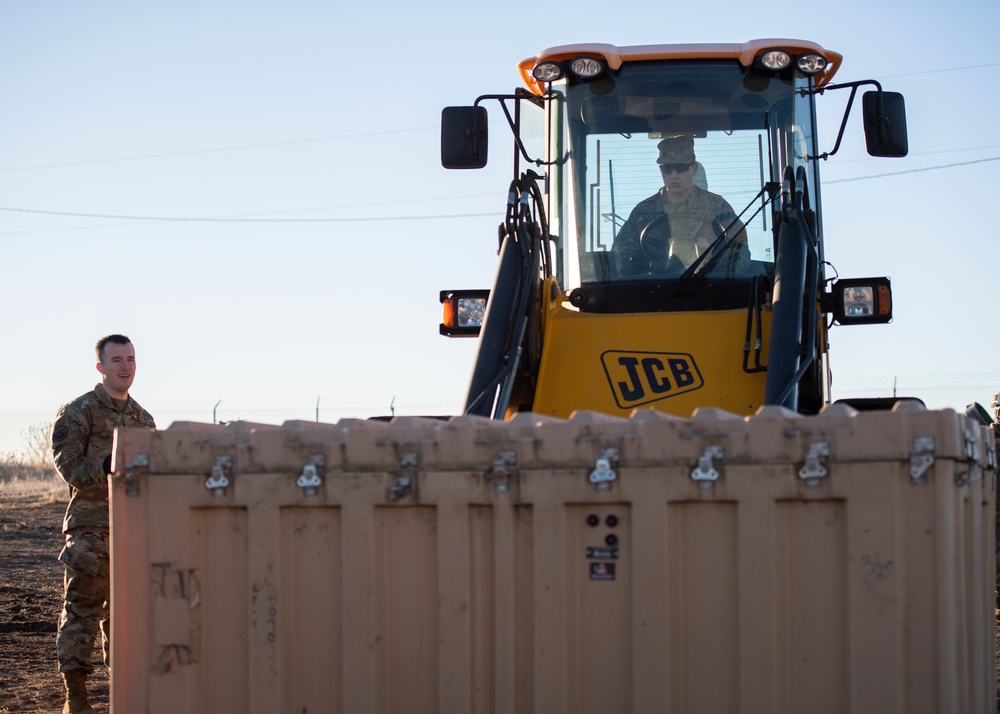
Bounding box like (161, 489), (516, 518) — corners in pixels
(964, 428), (978, 461)
(690, 445), (723, 489)
(388, 451), (418, 501)
(488, 450), (516, 493)
(297, 454), (325, 496)
(589, 448), (619, 491)
(958, 429), (983, 485)
(388, 475), (412, 501)
(124, 453), (149, 497)
(205, 455), (232, 497)
(909, 436), (935, 485)
(798, 442), (829, 488)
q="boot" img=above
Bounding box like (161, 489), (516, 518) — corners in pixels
(62, 671), (95, 714)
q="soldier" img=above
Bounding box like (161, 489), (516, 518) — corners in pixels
(51, 334), (155, 714)
(612, 135), (750, 276)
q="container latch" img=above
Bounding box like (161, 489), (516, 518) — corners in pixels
(124, 452), (149, 497)
(489, 450), (516, 493)
(388, 452), (418, 501)
(389, 476), (412, 501)
(206, 455), (232, 497)
(958, 429), (982, 485)
(691, 445), (723, 489)
(297, 455), (324, 497)
(798, 442), (829, 488)
(909, 437), (935, 485)
(589, 448), (619, 491)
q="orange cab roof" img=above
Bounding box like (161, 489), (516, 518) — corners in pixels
(517, 39), (842, 95)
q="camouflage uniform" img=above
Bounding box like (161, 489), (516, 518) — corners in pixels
(51, 383), (155, 674)
(612, 186), (751, 276)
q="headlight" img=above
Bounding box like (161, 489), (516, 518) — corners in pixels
(569, 57), (603, 78)
(532, 61), (564, 83)
(760, 50), (791, 70)
(440, 290), (490, 337)
(797, 53), (828, 74)
(828, 278), (892, 325)
(456, 297), (486, 327)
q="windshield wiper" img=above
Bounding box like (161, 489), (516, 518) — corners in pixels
(672, 182), (780, 293)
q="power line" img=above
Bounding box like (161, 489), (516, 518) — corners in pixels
(0, 192), (501, 235)
(0, 62), (993, 176)
(906, 144), (1000, 157)
(830, 144), (1000, 164)
(0, 126), (437, 173)
(0, 205), (497, 223)
(836, 373), (1000, 387)
(825, 156), (1000, 184)
(3, 154), (995, 225)
(879, 62), (1000, 79)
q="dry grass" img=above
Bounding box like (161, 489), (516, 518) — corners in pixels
(0, 457), (64, 502)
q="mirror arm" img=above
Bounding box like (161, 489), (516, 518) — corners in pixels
(474, 91), (555, 168)
(810, 79), (883, 160)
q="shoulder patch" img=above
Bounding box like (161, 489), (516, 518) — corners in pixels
(52, 425), (69, 443)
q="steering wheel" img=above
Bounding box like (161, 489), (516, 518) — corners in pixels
(638, 214), (685, 275)
(638, 213), (670, 262)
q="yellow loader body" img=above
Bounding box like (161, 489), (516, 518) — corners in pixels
(532, 286), (770, 418)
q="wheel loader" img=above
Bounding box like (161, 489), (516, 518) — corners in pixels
(108, 40), (996, 713)
(439, 39), (903, 421)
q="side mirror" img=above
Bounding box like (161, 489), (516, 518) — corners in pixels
(862, 91), (908, 157)
(441, 106), (488, 169)
(827, 277), (892, 325)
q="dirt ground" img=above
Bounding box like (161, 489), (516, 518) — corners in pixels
(1, 492), (108, 714)
(1, 488), (998, 712)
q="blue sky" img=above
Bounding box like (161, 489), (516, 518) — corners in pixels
(2, 0), (999, 455)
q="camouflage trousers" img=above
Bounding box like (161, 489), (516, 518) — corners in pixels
(57, 529), (110, 675)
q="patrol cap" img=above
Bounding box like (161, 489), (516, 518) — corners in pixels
(656, 135), (695, 164)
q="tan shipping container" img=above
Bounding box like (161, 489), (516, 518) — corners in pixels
(109, 404), (996, 714)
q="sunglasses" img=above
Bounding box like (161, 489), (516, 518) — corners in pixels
(659, 162), (694, 174)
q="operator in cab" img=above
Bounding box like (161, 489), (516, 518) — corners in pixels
(611, 135), (750, 277)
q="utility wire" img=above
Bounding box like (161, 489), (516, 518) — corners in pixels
(0, 62), (992, 175)
(0, 193), (500, 235)
(825, 156), (1000, 184)
(879, 62), (1000, 79)
(0, 126), (437, 173)
(830, 144), (1000, 164)
(0, 205), (497, 222)
(3, 155), (995, 224)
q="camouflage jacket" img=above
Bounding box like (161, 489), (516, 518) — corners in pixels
(51, 384), (155, 533)
(611, 186), (750, 276)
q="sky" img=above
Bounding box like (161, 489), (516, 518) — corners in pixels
(2, 0), (999, 456)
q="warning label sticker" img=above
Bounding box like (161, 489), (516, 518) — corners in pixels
(589, 562), (616, 581)
(586, 547), (619, 560)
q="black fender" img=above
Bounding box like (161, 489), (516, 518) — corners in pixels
(463, 233), (525, 417)
(764, 214), (809, 410)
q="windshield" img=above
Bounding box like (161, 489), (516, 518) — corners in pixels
(549, 60), (818, 306)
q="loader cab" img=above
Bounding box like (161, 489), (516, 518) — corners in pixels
(442, 41), (905, 419)
(547, 56), (816, 313)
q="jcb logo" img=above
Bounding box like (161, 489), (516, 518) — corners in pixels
(601, 351), (704, 409)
